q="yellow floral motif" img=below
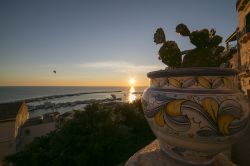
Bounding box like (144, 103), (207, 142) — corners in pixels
(153, 97), (240, 136)
(151, 79), (160, 87)
(201, 98), (219, 121)
(152, 77), (232, 89)
(197, 76), (211, 88)
(222, 78), (232, 89)
(168, 78), (182, 88)
(154, 109), (165, 127)
(218, 115), (235, 135)
(166, 99), (186, 116)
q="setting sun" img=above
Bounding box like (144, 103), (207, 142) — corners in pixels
(129, 78), (135, 86)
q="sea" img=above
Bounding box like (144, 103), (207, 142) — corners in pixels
(0, 86), (146, 118)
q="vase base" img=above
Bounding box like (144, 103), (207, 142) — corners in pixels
(159, 141), (215, 166)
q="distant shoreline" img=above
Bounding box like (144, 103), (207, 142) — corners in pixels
(0, 86), (147, 88)
(28, 97), (123, 112)
(0, 90), (123, 104)
(25, 90), (123, 103)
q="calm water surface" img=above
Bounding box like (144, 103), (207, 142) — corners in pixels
(0, 86), (146, 117)
(0, 86), (146, 104)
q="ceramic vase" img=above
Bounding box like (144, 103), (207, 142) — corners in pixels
(142, 68), (249, 165)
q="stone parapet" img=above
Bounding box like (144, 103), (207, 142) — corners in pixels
(125, 140), (236, 166)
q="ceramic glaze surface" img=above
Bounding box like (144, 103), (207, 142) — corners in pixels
(142, 68), (249, 165)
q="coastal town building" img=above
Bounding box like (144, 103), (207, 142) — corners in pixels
(17, 112), (58, 150)
(59, 111), (74, 121)
(226, 30), (239, 70)
(18, 111), (75, 150)
(0, 101), (29, 165)
(237, 0), (250, 95)
(226, 0), (250, 95)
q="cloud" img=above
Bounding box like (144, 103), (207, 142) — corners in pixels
(79, 61), (163, 73)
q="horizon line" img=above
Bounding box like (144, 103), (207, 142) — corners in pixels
(0, 85), (148, 87)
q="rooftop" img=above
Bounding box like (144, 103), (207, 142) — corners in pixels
(23, 115), (55, 127)
(0, 102), (24, 121)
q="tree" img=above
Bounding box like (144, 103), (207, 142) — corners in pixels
(5, 101), (155, 166)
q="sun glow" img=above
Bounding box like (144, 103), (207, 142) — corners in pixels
(129, 78), (135, 86)
(129, 86), (136, 103)
(128, 78), (136, 103)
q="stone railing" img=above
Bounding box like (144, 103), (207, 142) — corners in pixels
(125, 140), (236, 166)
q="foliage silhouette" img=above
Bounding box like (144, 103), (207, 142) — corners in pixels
(154, 24), (237, 68)
(5, 100), (155, 166)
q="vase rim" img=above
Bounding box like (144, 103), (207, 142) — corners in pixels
(147, 67), (239, 78)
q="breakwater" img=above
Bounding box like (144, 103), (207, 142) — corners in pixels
(17, 90), (122, 103)
(28, 97), (122, 111)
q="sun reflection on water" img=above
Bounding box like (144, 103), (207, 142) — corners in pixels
(128, 86), (136, 103)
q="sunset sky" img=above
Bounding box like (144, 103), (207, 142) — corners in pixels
(0, 0), (237, 86)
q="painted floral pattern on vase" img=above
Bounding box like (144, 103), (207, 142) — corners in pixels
(142, 69), (249, 165)
(151, 76), (237, 90)
(143, 96), (247, 137)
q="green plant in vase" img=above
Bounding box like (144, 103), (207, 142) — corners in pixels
(154, 23), (237, 68)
